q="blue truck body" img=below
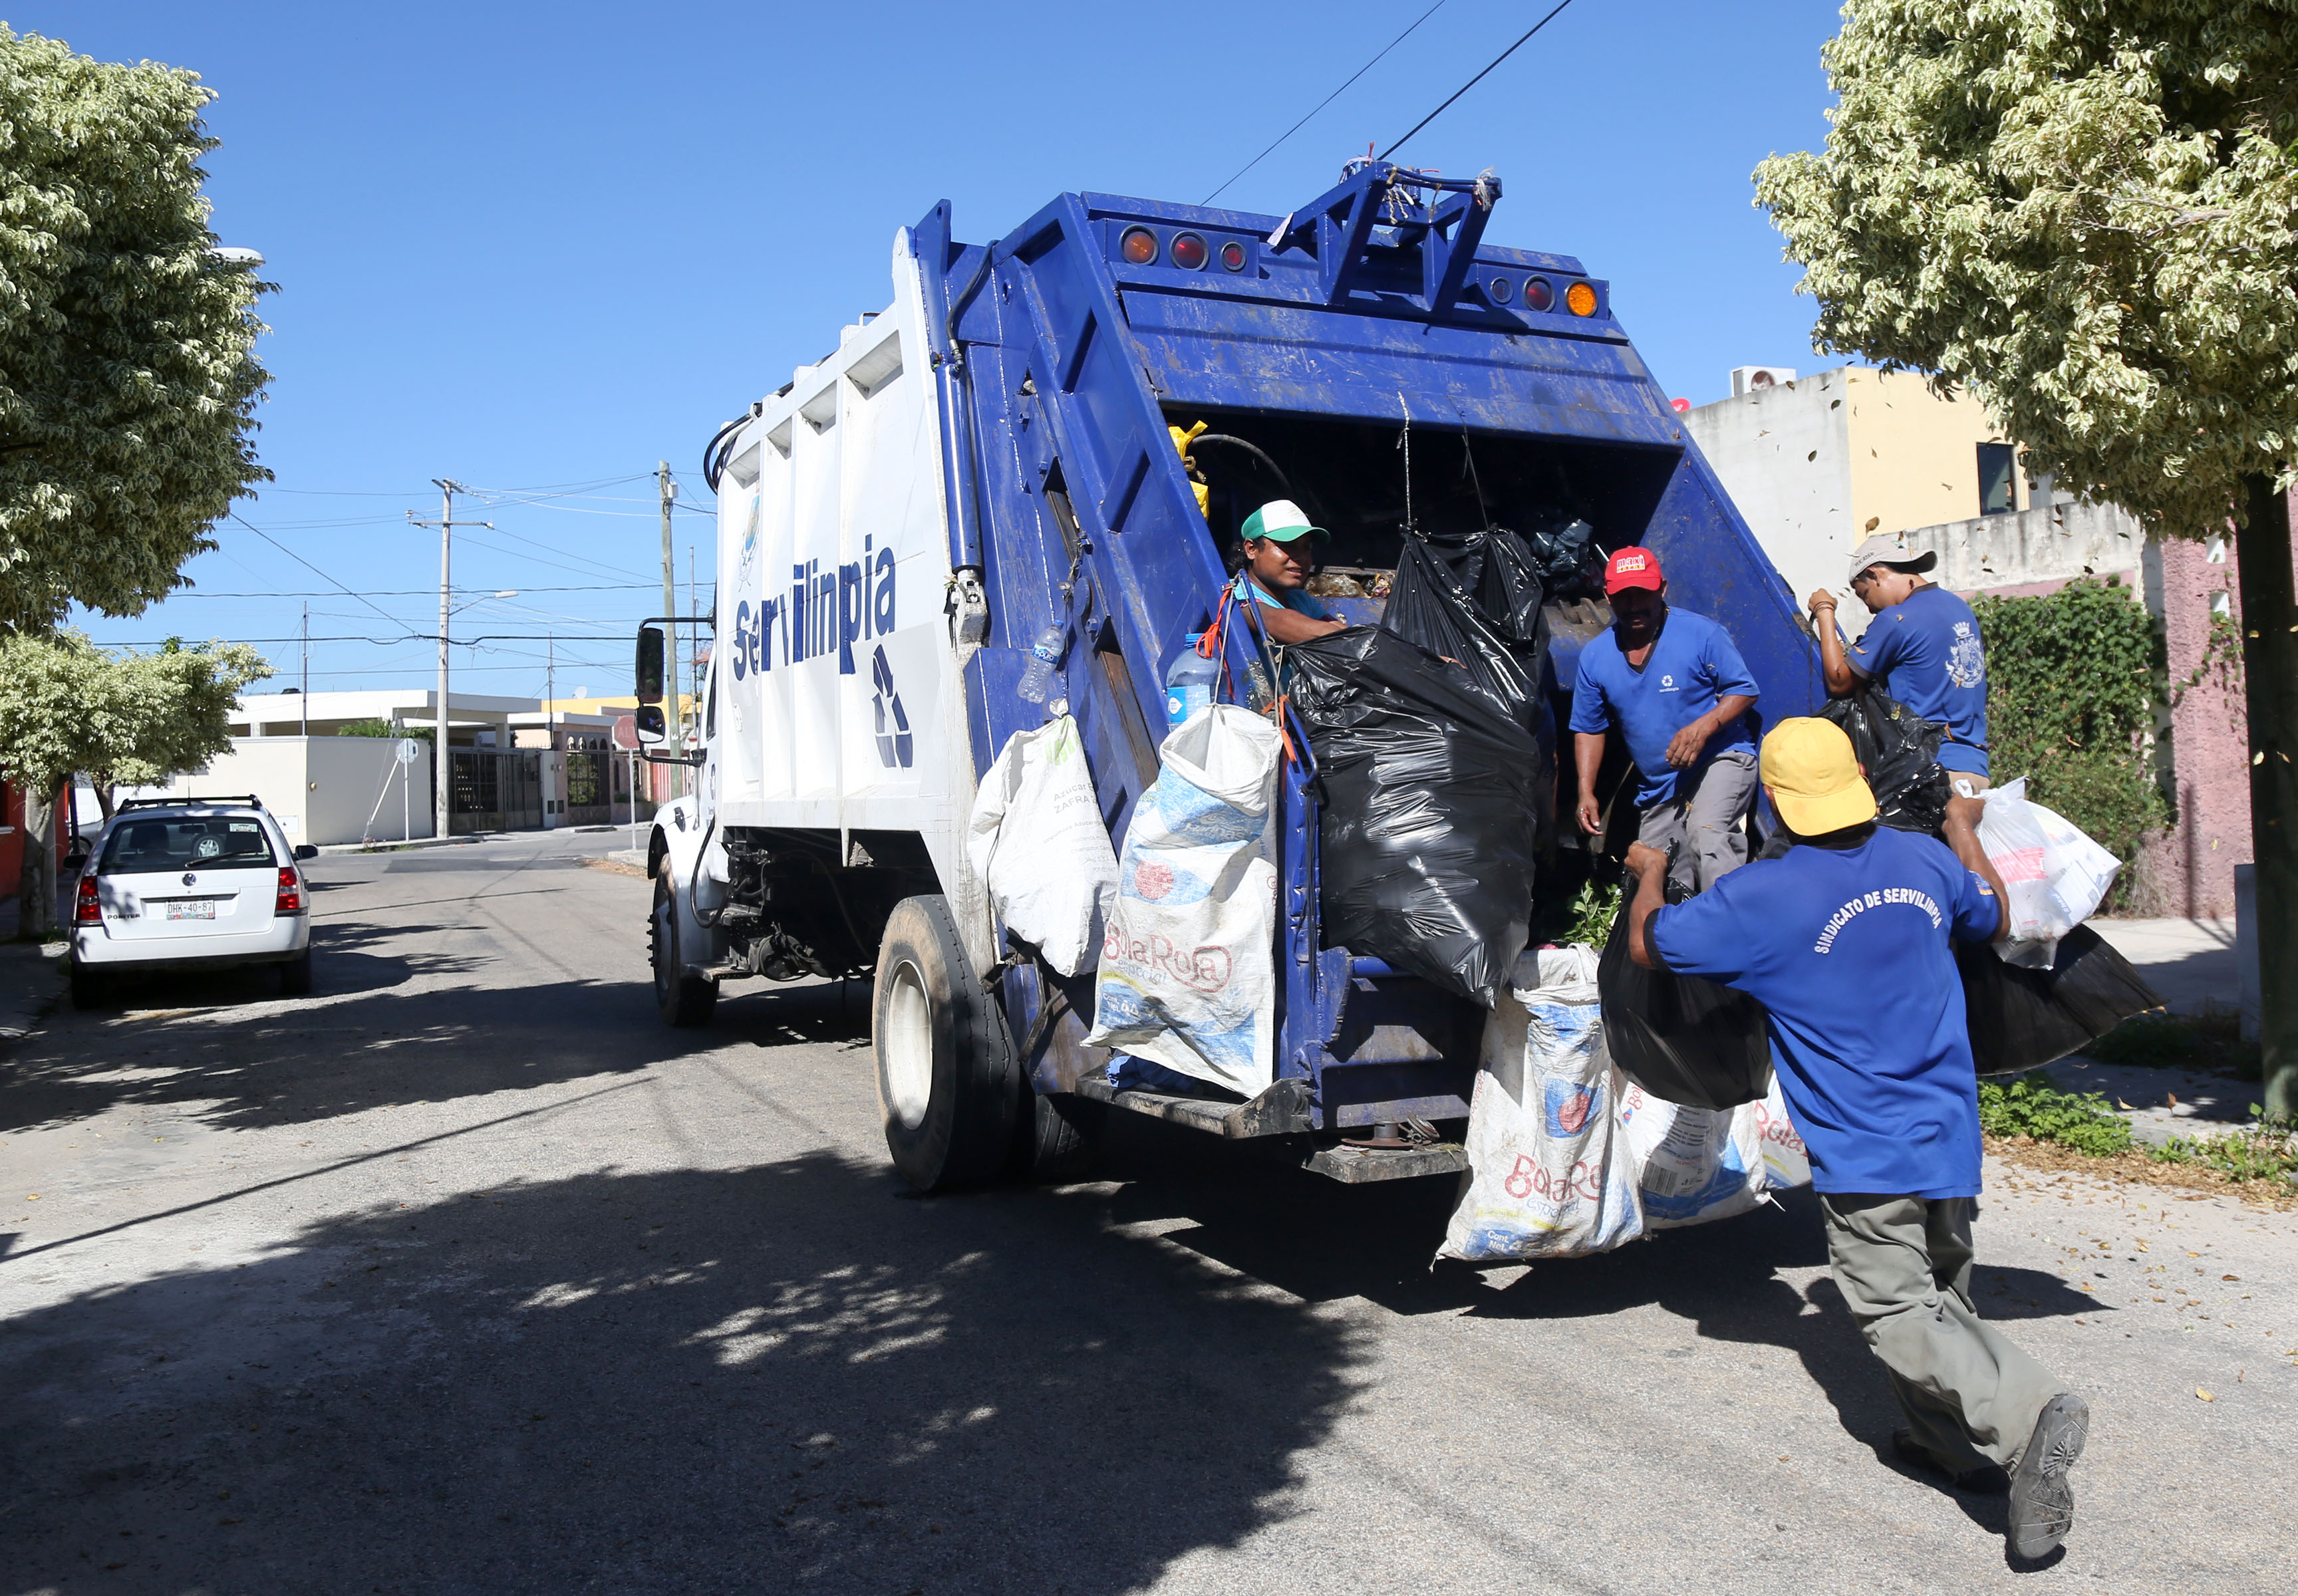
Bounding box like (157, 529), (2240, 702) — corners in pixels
(901, 163), (1824, 1146)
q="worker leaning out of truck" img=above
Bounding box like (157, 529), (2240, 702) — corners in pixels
(1570, 547), (1760, 896)
(1228, 500), (1348, 645)
(1810, 534), (1990, 792)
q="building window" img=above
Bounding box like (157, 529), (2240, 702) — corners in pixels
(2206, 535), (2229, 564)
(1977, 443), (2017, 515)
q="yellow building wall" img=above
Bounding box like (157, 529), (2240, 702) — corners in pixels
(1844, 368), (2024, 543)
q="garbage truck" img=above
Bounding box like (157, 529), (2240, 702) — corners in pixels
(631, 162), (1825, 1191)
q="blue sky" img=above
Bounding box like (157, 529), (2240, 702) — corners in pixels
(35, 0), (1846, 697)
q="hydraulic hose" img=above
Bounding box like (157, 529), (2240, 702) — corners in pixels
(700, 413), (750, 494)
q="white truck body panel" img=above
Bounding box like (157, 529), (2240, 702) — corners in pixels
(672, 229), (992, 974)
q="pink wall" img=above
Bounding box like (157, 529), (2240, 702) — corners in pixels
(2136, 533), (2256, 918)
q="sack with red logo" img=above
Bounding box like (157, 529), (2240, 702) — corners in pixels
(1439, 946), (1645, 1262)
(1085, 704), (1281, 1096)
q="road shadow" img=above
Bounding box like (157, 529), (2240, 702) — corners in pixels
(0, 1152), (1364, 1594)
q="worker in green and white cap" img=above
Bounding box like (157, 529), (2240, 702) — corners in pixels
(1231, 499), (1346, 644)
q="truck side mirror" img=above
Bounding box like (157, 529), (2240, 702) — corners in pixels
(635, 626), (666, 706)
(634, 704), (666, 745)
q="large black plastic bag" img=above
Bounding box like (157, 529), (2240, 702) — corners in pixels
(1957, 924), (2161, 1077)
(1288, 534), (1548, 1008)
(1595, 896), (1774, 1110)
(1821, 688), (1951, 835)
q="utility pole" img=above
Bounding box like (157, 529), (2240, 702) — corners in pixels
(299, 602), (309, 736)
(658, 460), (680, 791)
(687, 543), (699, 746)
(407, 481), (492, 842)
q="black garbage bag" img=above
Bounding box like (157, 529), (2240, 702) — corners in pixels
(1525, 517), (1604, 602)
(1596, 895), (1774, 1110)
(1289, 535), (1548, 1008)
(1957, 924), (2162, 1077)
(1820, 687), (1951, 835)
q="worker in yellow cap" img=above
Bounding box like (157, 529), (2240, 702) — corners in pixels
(1619, 717), (2088, 1562)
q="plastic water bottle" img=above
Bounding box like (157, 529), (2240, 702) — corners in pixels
(1165, 632), (1216, 730)
(1017, 622), (1067, 704)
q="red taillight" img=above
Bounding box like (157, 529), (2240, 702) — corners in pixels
(1168, 232), (1209, 271)
(1219, 239), (1246, 272)
(75, 872), (101, 925)
(1523, 276), (1555, 313)
(275, 866), (304, 915)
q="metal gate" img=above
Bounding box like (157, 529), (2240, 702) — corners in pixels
(564, 751), (611, 827)
(449, 749), (543, 834)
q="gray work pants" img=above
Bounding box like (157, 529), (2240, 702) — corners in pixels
(1637, 747), (1757, 895)
(1820, 1193), (2069, 1470)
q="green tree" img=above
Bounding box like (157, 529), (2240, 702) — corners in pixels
(0, 632), (269, 935)
(0, 27), (271, 632)
(1755, 1), (2298, 1118)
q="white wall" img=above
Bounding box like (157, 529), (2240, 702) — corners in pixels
(131, 737), (436, 845)
(1892, 499), (2146, 593)
(1682, 371), (1853, 613)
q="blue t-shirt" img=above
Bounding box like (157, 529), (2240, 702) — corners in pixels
(1847, 583), (1989, 775)
(1649, 827), (2002, 1199)
(1568, 608), (1759, 806)
(1231, 571), (1330, 621)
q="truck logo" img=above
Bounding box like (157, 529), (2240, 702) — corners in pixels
(730, 537), (898, 681)
(871, 645), (912, 767)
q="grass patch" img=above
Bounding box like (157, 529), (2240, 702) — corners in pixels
(1977, 1072), (2134, 1156)
(2152, 1107), (2298, 1184)
(2080, 1007), (2261, 1080)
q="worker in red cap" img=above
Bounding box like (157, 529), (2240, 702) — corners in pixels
(1568, 546), (1761, 895)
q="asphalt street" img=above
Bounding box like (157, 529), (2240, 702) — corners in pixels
(2, 828), (2292, 1595)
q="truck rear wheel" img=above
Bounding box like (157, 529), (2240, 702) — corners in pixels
(874, 895), (1018, 1191)
(1010, 1089), (1104, 1184)
(651, 870), (718, 1027)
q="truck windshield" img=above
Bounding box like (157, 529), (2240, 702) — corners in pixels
(99, 817), (279, 874)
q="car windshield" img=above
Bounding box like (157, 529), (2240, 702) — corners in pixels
(98, 816), (279, 874)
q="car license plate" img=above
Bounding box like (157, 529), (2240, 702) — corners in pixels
(166, 900), (216, 921)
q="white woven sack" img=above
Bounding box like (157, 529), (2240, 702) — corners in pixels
(1085, 704), (1281, 1095)
(966, 716), (1119, 977)
(1439, 944), (1644, 1262)
(1615, 1081), (1769, 1230)
(1745, 1075), (1811, 1190)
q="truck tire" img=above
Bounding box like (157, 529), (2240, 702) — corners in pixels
(874, 895), (1018, 1191)
(651, 870), (718, 1027)
(1010, 1089), (1104, 1184)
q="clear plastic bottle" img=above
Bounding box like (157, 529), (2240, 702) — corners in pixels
(1165, 632), (1216, 731)
(1017, 621), (1068, 704)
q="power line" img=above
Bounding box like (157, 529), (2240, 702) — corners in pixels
(229, 513), (408, 630)
(153, 583), (654, 598)
(1377, 0), (1580, 162)
(1203, 1), (1451, 205)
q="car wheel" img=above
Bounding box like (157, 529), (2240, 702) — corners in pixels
(873, 895), (1018, 1192)
(650, 870), (717, 1027)
(279, 948), (314, 996)
(69, 962), (107, 1010)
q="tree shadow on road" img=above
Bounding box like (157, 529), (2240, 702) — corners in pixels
(0, 1151), (1365, 1594)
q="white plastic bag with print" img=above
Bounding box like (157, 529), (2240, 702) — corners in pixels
(1439, 946), (1645, 1263)
(966, 716), (1119, 978)
(1085, 704), (1281, 1095)
(1976, 777), (2122, 968)
(1615, 1081), (1769, 1230)
(1744, 1075), (1811, 1190)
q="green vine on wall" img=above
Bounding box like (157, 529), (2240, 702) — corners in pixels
(2168, 608), (2244, 711)
(1969, 577), (2168, 906)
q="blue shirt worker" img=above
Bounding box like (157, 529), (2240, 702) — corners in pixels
(1228, 499), (1345, 646)
(1570, 546), (1760, 895)
(1810, 534), (1991, 787)
(1623, 718), (2088, 1562)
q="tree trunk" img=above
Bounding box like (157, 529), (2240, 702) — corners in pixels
(15, 781), (56, 940)
(94, 778), (113, 821)
(2238, 474), (2298, 1122)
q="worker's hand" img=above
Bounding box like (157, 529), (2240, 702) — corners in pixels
(1663, 714), (1714, 769)
(1624, 841), (1668, 882)
(1807, 589), (1837, 618)
(1943, 793), (1987, 833)
(1576, 792), (1604, 836)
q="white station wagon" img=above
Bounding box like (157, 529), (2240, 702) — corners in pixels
(69, 797), (317, 1007)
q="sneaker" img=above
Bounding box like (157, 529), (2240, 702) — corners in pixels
(2008, 1393), (2090, 1559)
(1892, 1428), (2010, 1494)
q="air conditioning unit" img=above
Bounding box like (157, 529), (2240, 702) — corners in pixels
(1731, 365), (1798, 397)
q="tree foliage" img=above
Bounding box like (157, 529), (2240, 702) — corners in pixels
(1971, 577), (2168, 896)
(0, 630), (270, 796)
(0, 27), (270, 632)
(1754, 1), (2298, 535)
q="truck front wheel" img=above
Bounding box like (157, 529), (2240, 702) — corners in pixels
(651, 870), (718, 1027)
(874, 895), (1018, 1191)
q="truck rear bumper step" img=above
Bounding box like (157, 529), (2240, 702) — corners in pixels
(1072, 1076), (1312, 1138)
(1303, 1143), (1471, 1183)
